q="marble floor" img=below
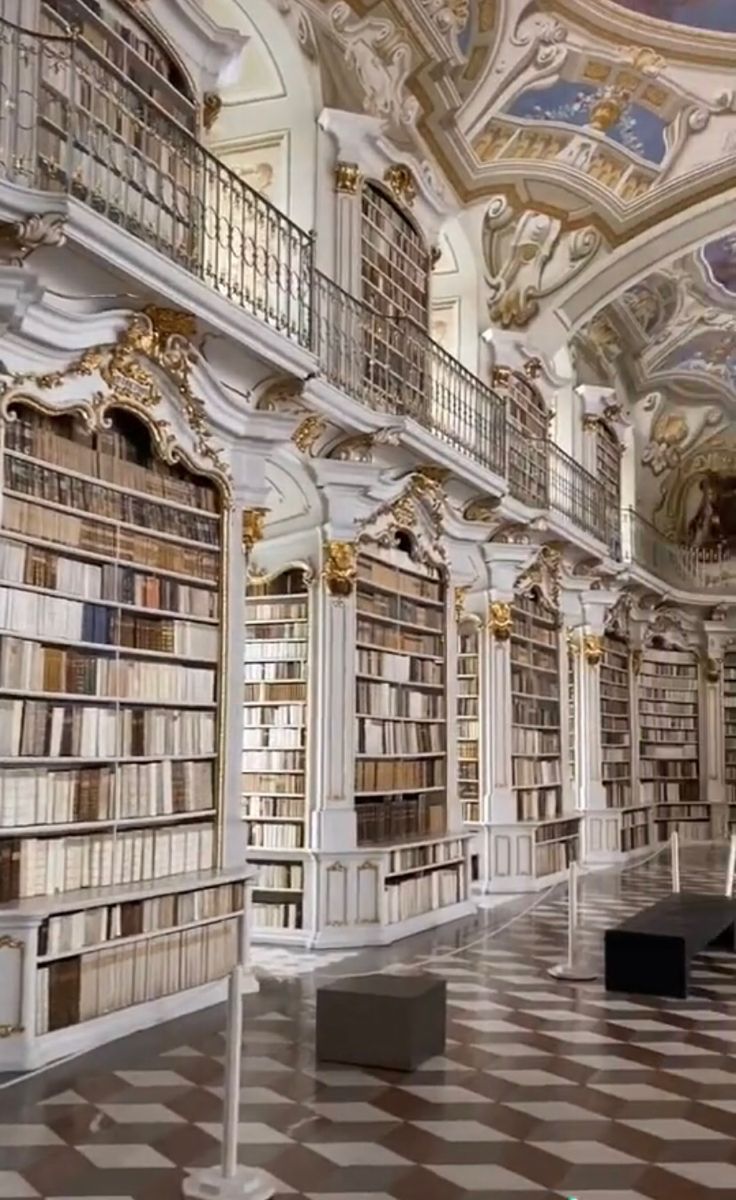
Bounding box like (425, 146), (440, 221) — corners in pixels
(1, 846), (736, 1200)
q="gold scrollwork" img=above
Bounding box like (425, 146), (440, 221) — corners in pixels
(489, 601), (512, 640)
(323, 540), (357, 597)
(383, 164), (417, 207)
(202, 92), (222, 131)
(335, 162), (361, 194)
(583, 634), (604, 666)
(242, 508), (267, 553)
(292, 414), (326, 455)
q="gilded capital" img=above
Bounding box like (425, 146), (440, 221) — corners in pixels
(583, 634), (604, 666)
(323, 540), (357, 597)
(489, 601), (512, 640)
(335, 162), (361, 194)
(202, 92), (222, 132)
(242, 508), (267, 553)
(704, 655), (722, 683)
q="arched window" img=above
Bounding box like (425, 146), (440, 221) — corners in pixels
(360, 182), (430, 326)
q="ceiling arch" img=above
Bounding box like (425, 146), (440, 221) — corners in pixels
(606, 1), (736, 34)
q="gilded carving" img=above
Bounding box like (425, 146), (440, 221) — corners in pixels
(242, 509), (267, 553)
(334, 162), (361, 194)
(583, 634), (604, 665)
(202, 93), (222, 132)
(292, 414), (326, 455)
(0, 212), (66, 265)
(462, 495), (503, 523)
(384, 164), (417, 207)
(329, 426), (401, 462)
(455, 585), (469, 621)
(488, 601), (512, 639)
(631, 648), (642, 675)
(323, 540), (358, 597)
(704, 655), (721, 683)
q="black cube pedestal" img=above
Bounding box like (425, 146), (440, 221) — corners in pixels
(316, 973), (446, 1071)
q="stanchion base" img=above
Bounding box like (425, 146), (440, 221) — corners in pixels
(547, 963), (597, 982)
(182, 1165), (275, 1200)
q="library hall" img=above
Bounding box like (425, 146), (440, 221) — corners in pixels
(3, 0), (736, 1197)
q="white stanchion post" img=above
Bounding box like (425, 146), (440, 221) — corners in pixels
(725, 834), (736, 899)
(548, 861), (596, 982)
(183, 921), (273, 1200)
(671, 831), (681, 895)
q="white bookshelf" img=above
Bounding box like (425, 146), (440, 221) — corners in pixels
(639, 647), (709, 843)
(243, 568), (308, 938)
(724, 652), (736, 832)
(601, 632), (632, 810)
(0, 399), (258, 1067)
(458, 624), (479, 826)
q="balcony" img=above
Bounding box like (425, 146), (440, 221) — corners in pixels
(623, 510), (734, 592)
(0, 14), (617, 557)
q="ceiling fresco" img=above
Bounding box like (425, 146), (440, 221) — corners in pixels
(608, 1), (736, 33)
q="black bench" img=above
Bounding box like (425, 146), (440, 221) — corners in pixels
(316, 973), (446, 1071)
(605, 893), (736, 998)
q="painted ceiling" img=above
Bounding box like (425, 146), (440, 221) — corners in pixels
(608, 1), (736, 33)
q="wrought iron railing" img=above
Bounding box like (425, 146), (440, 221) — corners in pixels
(0, 16), (313, 345)
(313, 274), (507, 478)
(623, 509), (730, 589)
(508, 437), (620, 554)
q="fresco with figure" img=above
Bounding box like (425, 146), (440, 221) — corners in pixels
(610, 1), (736, 31)
(688, 473), (736, 548)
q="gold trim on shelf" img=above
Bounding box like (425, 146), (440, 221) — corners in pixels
(335, 162), (361, 194)
(323, 540), (357, 597)
(488, 601), (512, 640)
(583, 634), (604, 666)
(242, 508), (267, 553)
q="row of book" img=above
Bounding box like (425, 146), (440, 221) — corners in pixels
(640, 660), (697, 678)
(245, 603), (307, 622)
(244, 640), (306, 661)
(0, 823), (215, 900)
(357, 553), (442, 603)
(244, 662), (304, 683)
(244, 820), (304, 848)
(535, 836), (578, 878)
(513, 759), (560, 787)
(639, 710), (697, 728)
(357, 648), (442, 686)
(355, 758), (445, 793)
(356, 718), (444, 756)
(0, 588), (218, 658)
(0, 700), (215, 758)
(243, 794), (303, 819)
(242, 771), (303, 795)
(5, 457), (219, 546)
(387, 838), (465, 876)
(653, 819), (711, 842)
(242, 750), (303, 772)
(39, 882), (245, 957)
(245, 621), (306, 640)
(511, 669), (559, 698)
(0, 538), (217, 619)
(37, 917), (238, 1032)
(512, 728), (559, 756)
(4, 497), (219, 583)
(254, 862), (304, 890)
(6, 410), (219, 512)
(458, 720), (478, 742)
(243, 705), (305, 728)
(244, 682), (305, 703)
(605, 782), (633, 808)
(602, 756), (630, 772)
(639, 691), (698, 706)
(356, 796), (446, 846)
(512, 699), (559, 727)
(357, 594), (443, 630)
(386, 866), (461, 923)
(462, 800), (480, 822)
(513, 622), (557, 648)
(252, 902), (302, 929)
(458, 697), (478, 717)
(642, 780), (700, 803)
(517, 789), (562, 821)
(601, 714), (630, 730)
(242, 728), (304, 750)
(356, 680), (442, 719)
(1, 638), (218, 696)
(357, 621), (442, 658)
(0, 760), (213, 826)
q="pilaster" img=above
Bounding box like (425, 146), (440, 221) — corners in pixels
(333, 162), (362, 296)
(702, 624), (728, 826)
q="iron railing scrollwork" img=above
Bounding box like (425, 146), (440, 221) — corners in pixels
(622, 509), (731, 590)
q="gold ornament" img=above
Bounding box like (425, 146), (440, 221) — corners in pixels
(323, 540), (357, 597)
(492, 365), (512, 386)
(335, 162), (361, 194)
(705, 656), (721, 683)
(292, 414), (326, 455)
(202, 93), (222, 132)
(242, 509), (267, 552)
(583, 634), (604, 665)
(489, 601), (512, 640)
(383, 164), (417, 207)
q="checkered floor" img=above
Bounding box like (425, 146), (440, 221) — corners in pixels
(2, 845), (736, 1199)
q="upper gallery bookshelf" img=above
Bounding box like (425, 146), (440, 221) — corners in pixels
(457, 622), (479, 826)
(355, 537), (446, 847)
(510, 589), (579, 879)
(0, 399), (251, 1065)
(601, 632), (632, 810)
(638, 645), (708, 842)
(723, 652), (736, 831)
(243, 568), (309, 936)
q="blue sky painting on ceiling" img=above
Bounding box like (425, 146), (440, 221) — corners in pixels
(664, 331), (736, 389)
(701, 235), (736, 296)
(505, 80), (668, 163)
(610, 1), (736, 33)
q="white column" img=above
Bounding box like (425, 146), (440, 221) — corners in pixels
(333, 163), (363, 295)
(310, 536), (358, 852)
(445, 584), (462, 835)
(578, 591), (621, 813)
(702, 626), (727, 837)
